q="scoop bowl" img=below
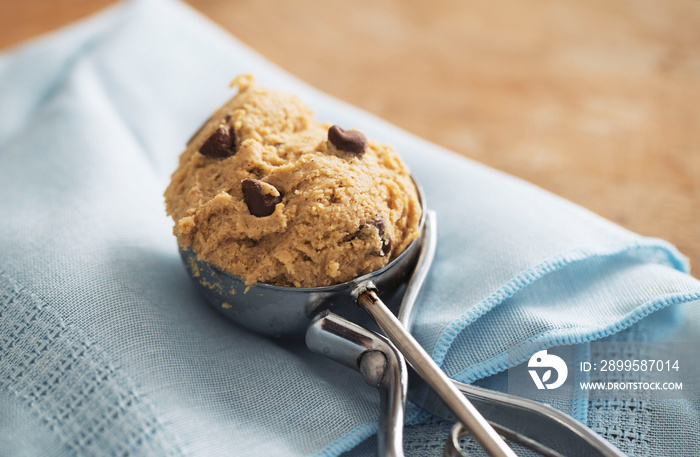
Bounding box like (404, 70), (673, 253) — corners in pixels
(178, 183), (427, 339)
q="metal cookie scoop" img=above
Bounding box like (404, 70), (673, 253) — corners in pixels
(179, 181), (514, 457)
(179, 183), (623, 457)
(304, 211), (625, 457)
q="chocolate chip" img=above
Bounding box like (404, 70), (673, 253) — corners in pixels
(328, 125), (367, 155)
(367, 217), (392, 256)
(368, 217), (386, 236)
(382, 237), (393, 256)
(241, 179), (282, 217)
(199, 124), (237, 158)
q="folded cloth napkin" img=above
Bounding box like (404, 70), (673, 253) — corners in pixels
(1, 0), (699, 456)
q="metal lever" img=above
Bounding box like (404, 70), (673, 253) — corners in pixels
(306, 311), (408, 457)
(397, 209), (625, 457)
(356, 286), (517, 457)
(411, 375), (626, 457)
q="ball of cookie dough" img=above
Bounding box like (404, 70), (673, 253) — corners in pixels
(164, 75), (422, 288)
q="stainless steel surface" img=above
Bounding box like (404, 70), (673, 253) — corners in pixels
(444, 416), (565, 457)
(356, 286), (517, 457)
(306, 311), (407, 457)
(396, 208), (438, 331)
(360, 351), (388, 388)
(444, 422), (470, 457)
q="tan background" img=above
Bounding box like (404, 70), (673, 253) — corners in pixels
(2, 0), (698, 277)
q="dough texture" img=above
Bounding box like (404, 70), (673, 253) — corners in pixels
(165, 75), (422, 287)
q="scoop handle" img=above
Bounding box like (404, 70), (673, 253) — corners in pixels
(356, 287), (517, 457)
(306, 311), (407, 457)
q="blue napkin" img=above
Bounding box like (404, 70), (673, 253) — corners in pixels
(1, 1), (699, 456)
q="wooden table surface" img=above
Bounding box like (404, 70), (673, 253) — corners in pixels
(2, 0), (698, 277)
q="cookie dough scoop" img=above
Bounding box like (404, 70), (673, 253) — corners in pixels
(169, 77), (514, 456)
(180, 199), (515, 457)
